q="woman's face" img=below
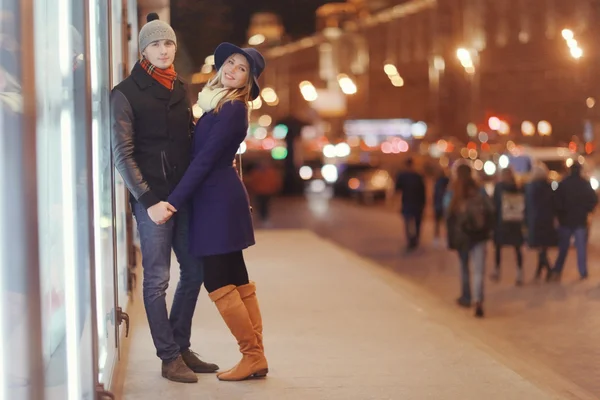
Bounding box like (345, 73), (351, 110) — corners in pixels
(222, 54), (250, 89)
(142, 39), (176, 69)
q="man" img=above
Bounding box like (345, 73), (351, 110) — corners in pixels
(111, 13), (218, 383)
(395, 158), (426, 252)
(549, 162), (598, 281)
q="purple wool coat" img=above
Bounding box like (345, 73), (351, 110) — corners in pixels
(168, 100), (255, 257)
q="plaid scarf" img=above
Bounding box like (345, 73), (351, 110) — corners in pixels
(139, 58), (178, 90)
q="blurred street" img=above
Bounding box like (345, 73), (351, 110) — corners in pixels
(256, 193), (600, 396)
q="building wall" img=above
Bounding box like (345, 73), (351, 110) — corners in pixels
(262, 0), (599, 143)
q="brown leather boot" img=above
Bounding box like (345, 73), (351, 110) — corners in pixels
(217, 282), (268, 378)
(209, 285), (268, 381)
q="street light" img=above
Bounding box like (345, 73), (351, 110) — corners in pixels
(562, 29), (574, 40)
(390, 74), (404, 87)
(498, 121), (510, 135)
(456, 48), (475, 74)
(521, 121), (535, 136)
(250, 96), (263, 110)
(587, 97), (596, 108)
(383, 64), (398, 76)
(337, 74), (357, 95)
(570, 47), (583, 59)
(467, 123), (477, 137)
(248, 34), (266, 46)
(538, 120), (552, 136)
(299, 81), (318, 102)
(261, 87), (279, 105)
(562, 28), (583, 59)
(488, 116), (501, 130)
(456, 48), (470, 61)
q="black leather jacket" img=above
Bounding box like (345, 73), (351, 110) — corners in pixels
(111, 62), (193, 209)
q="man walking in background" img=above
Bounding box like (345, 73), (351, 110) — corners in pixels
(395, 158), (426, 253)
(549, 162), (598, 281)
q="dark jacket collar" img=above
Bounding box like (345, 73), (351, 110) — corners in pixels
(130, 61), (186, 103)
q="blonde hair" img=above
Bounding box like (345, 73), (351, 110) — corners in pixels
(206, 54), (254, 113)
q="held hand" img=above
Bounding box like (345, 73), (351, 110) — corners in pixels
(166, 202), (177, 213)
(148, 201), (175, 225)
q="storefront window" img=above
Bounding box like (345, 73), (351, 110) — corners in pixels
(1, 2), (41, 398)
(34, 0), (94, 398)
(110, 0), (131, 327)
(2, 0), (135, 397)
(89, 0), (118, 388)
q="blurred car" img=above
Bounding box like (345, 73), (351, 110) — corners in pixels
(503, 146), (599, 191)
(333, 163), (394, 203)
(299, 159), (328, 194)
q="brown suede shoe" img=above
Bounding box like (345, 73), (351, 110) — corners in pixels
(181, 349), (219, 373)
(161, 355), (198, 383)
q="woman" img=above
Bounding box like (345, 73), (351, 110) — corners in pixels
(166, 43), (268, 382)
(446, 164), (494, 318)
(525, 164), (558, 281)
(491, 168), (525, 285)
(433, 169), (450, 244)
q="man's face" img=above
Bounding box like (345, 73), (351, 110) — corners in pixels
(142, 39), (176, 69)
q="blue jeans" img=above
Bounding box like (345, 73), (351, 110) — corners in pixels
(458, 241), (487, 303)
(132, 201), (204, 362)
(554, 226), (588, 277)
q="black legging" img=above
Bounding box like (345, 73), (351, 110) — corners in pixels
(203, 251), (250, 293)
(495, 245), (523, 270)
(536, 247), (551, 274)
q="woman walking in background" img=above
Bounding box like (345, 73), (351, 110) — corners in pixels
(433, 169), (450, 246)
(446, 164), (494, 318)
(491, 168), (525, 285)
(524, 164), (558, 281)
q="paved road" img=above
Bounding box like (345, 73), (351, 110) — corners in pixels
(258, 193), (600, 397)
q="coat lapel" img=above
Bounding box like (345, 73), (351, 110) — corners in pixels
(168, 80), (187, 108)
(131, 62), (172, 100)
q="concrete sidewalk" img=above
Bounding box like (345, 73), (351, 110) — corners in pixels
(116, 230), (583, 400)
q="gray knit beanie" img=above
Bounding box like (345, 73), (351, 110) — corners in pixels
(138, 13), (177, 52)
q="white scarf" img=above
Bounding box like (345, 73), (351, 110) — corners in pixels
(197, 86), (228, 112)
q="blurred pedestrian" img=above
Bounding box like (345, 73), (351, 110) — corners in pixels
(445, 164), (494, 318)
(395, 158), (426, 252)
(524, 163), (558, 281)
(245, 160), (282, 226)
(549, 162), (598, 281)
(433, 169), (450, 245)
(491, 168), (525, 286)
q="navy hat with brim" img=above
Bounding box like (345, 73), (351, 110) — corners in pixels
(215, 42), (265, 101)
